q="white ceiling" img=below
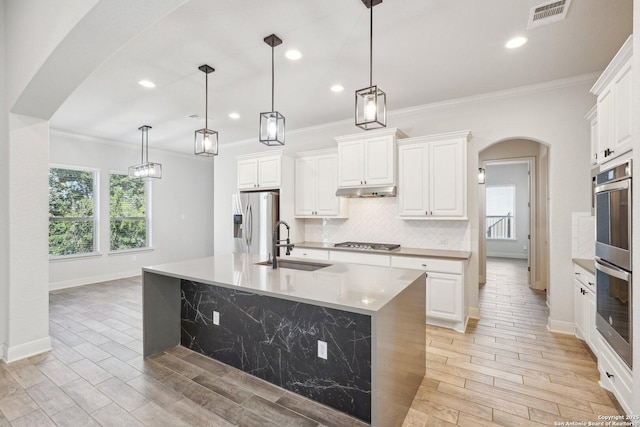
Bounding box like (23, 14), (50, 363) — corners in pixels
(50, 0), (633, 153)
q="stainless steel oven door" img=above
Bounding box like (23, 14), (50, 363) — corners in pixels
(595, 178), (631, 271)
(595, 258), (632, 368)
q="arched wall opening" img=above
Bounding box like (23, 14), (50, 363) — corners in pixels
(478, 138), (550, 300)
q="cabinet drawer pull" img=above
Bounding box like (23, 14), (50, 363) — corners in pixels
(574, 272), (580, 275)
(606, 371), (614, 379)
(588, 282), (594, 287)
(421, 263), (427, 267)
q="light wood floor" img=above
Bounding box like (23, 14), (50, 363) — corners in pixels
(0, 258), (624, 426)
(403, 257), (624, 427)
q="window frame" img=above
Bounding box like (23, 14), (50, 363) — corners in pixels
(108, 171), (153, 253)
(48, 164), (100, 260)
(485, 184), (516, 241)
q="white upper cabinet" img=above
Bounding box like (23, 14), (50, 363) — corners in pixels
(398, 131), (470, 219)
(335, 128), (406, 188)
(294, 150), (348, 218)
(585, 105), (598, 165)
(237, 154), (281, 190)
(590, 36), (633, 165)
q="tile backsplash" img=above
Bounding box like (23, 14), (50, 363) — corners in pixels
(304, 198), (470, 251)
(572, 212), (595, 259)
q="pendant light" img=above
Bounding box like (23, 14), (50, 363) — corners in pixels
(259, 34), (285, 146)
(128, 125), (162, 179)
(355, 0), (386, 130)
(194, 64), (218, 156)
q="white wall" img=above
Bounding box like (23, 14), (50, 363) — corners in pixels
(48, 132), (215, 289)
(4, 0), (98, 109)
(485, 162), (529, 259)
(213, 75), (595, 330)
(0, 0), (8, 357)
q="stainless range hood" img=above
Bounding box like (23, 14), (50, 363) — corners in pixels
(335, 186), (397, 198)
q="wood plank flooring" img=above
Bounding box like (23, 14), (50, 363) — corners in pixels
(403, 258), (624, 427)
(0, 257), (624, 426)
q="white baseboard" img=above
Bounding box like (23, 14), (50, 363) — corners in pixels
(5, 337), (52, 363)
(547, 318), (575, 335)
(50, 269), (141, 291)
(468, 306), (480, 319)
(486, 252), (528, 260)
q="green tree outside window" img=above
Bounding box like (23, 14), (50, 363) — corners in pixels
(49, 168), (96, 256)
(110, 174), (148, 251)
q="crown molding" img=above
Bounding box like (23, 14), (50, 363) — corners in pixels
(49, 129), (212, 161)
(222, 72), (600, 146)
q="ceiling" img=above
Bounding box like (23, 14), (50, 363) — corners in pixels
(50, 0), (633, 154)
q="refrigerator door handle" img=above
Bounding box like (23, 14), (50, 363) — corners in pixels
(244, 204), (250, 249)
(247, 204), (253, 248)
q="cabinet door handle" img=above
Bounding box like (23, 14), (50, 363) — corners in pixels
(588, 282), (594, 287)
(606, 371), (614, 379)
(574, 272), (580, 276)
(425, 273), (428, 278)
(364, 180), (367, 184)
(421, 264), (427, 267)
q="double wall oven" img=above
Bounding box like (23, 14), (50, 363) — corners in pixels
(594, 160), (632, 368)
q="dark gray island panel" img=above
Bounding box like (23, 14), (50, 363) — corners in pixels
(142, 272), (181, 357)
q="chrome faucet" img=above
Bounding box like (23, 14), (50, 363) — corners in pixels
(272, 220), (294, 269)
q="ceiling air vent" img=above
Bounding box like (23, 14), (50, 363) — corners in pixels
(527, 0), (571, 29)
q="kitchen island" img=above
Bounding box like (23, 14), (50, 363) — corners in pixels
(142, 253), (425, 426)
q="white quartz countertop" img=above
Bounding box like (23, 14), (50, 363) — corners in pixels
(294, 241), (471, 260)
(143, 253), (425, 315)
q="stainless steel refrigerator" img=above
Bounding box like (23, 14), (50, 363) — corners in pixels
(232, 191), (279, 258)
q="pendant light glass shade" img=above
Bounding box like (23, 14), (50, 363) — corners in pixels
(195, 64), (218, 156)
(355, 0), (387, 130)
(259, 34), (285, 146)
(355, 85), (386, 130)
(129, 125), (162, 179)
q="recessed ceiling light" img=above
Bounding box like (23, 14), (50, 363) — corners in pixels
(330, 84), (344, 93)
(228, 112), (240, 119)
(138, 80), (156, 88)
(505, 36), (528, 49)
(285, 49), (302, 60)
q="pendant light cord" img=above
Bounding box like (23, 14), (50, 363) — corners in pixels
(144, 128), (149, 164)
(271, 44), (275, 112)
(205, 71), (209, 130)
(369, 3), (373, 87)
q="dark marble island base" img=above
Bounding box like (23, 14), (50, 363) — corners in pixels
(181, 280), (372, 422)
(143, 254), (425, 426)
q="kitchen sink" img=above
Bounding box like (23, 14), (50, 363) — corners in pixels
(255, 259), (332, 271)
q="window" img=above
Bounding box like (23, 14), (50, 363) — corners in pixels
(486, 185), (516, 240)
(110, 173), (149, 251)
(49, 167), (98, 256)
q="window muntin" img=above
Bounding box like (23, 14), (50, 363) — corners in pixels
(110, 173), (149, 251)
(49, 167), (98, 256)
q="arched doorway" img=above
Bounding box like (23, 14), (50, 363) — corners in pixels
(478, 138), (549, 293)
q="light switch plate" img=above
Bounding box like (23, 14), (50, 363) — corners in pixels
(213, 311), (220, 325)
(318, 340), (327, 359)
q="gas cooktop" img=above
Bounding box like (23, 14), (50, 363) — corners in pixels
(334, 242), (401, 251)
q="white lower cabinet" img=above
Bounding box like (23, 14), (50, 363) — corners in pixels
(598, 336), (633, 413)
(391, 256), (466, 332)
(329, 250), (391, 267)
(288, 247), (330, 261)
(573, 264), (599, 357)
